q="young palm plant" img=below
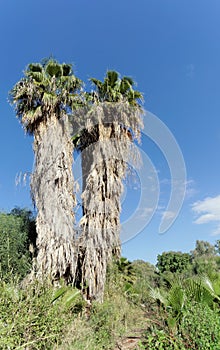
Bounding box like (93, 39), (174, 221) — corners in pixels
(10, 59), (82, 283)
(73, 71), (143, 301)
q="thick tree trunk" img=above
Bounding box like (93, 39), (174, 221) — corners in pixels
(31, 114), (77, 283)
(78, 122), (130, 301)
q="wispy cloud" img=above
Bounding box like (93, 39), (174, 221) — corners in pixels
(137, 207), (155, 219)
(160, 178), (197, 200)
(185, 179), (197, 199)
(161, 210), (176, 221)
(192, 195), (220, 235)
(186, 63), (195, 78)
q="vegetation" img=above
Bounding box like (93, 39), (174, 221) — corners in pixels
(5, 59), (220, 348)
(0, 210), (220, 349)
(0, 209), (33, 280)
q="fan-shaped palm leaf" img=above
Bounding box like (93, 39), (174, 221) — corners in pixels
(28, 63), (43, 73)
(62, 63), (72, 76)
(105, 70), (119, 88)
(45, 61), (62, 78)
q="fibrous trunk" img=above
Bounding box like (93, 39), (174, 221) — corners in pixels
(31, 114), (77, 283)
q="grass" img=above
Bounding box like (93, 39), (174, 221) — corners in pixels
(0, 265), (146, 350)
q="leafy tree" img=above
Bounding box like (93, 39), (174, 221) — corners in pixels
(10, 59), (82, 283)
(0, 210), (32, 279)
(74, 71), (143, 301)
(156, 251), (191, 274)
(9, 207), (37, 257)
(190, 240), (219, 276)
(191, 240), (216, 258)
(192, 255), (220, 276)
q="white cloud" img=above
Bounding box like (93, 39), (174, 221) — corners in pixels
(137, 207), (154, 219)
(161, 210), (176, 221)
(192, 195), (220, 235)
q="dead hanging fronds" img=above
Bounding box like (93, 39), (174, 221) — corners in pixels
(15, 171), (32, 187)
(30, 115), (78, 283)
(70, 101), (144, 147)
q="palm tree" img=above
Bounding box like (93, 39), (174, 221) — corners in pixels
(10, 59), (82, 283)
(73, 71), (143, 301)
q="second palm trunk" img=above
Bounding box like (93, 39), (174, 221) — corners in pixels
(77, 119), (132, 301)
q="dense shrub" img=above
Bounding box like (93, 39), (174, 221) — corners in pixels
(180, 303), (220, 349)
(0, 212), (32, 279)
(0, 279), (84, 349)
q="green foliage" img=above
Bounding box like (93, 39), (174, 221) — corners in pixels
(130, 260), (157, 305)
(0, 210), (32, 280)
(192, 255), (220, 275)
(0, 279), (83, 349)
(180, 303), (220, 349)
(89, 70), (143, 106)
(10, 58), (82, 134)
(1, 213), (220, 350)
(191, 240), (216, 258)
(144, 295), (220, 349)
(156, 251), (191, 274)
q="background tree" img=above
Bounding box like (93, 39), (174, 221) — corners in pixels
(156, 251), (191, 274)
(0, 209), (33, 280)
(10, 59), (82, 283)
(191, 240), (216, 258)
(10, 207), (37, 258)
(73, 71), (143, 301)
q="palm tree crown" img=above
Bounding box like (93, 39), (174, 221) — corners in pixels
(10, 58), (82, 133)
(89, 70), (143, 107)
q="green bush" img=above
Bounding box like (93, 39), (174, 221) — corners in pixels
(0, 212), (32, 280)
(0, 279), (83, 349)
(180, 303), (220, 349)
(143, 302), (220, 349)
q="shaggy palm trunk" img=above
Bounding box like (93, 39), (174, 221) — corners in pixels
(78, 120), (131, 301)
(31, 114), (77, 283)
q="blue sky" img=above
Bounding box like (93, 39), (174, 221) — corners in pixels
(1, 0), (220, 264)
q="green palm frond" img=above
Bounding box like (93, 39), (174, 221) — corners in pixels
(149, 287), (168, 306)
(62, 63), (72, 76)
(28, 63), (43, 73)
(122, 76), (134, 86)
(45, 60), (62, 78)
(90, 78), (103, 91)
(89, 70), (143, 107)
(168, 285), (185, 312)
(26, 71), (45, 83)
(42, 92), (57, 106)
(185, 278), (214, 306)
(105, 70), (119, 88)
(120, 77), (132, 94)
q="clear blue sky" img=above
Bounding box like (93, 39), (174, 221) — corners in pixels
(1, 0), (220, 264)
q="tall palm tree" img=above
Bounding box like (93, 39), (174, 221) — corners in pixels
(74, 71), (143, 301)
(10, 59), (82, 283)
